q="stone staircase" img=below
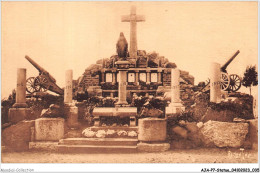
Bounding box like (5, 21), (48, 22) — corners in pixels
(58, 126), (139, 153)
(57, 138), (138, 153)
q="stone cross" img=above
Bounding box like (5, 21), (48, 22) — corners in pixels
(121, 6), (145, 59)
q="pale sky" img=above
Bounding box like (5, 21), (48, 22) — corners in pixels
(1, 1), (258, 99)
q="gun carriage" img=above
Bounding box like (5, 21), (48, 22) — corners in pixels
(202, 50), (242, 92)
(25, 55), (64, 95)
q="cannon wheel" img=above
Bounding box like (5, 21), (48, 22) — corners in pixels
(228, 74), (241, 92)
(34, 76), (48, 92)
(26, 77), (37, 94)
(220, 72), (230, 91)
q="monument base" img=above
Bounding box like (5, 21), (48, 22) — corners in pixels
(8, 108), (31, 124)
(64, 105), (79, 128)
(115, 101), (129, 106)
(12, 103), (28, 108)
(138, 118), (167, 142)
(35, 118), (65, 141)
(166, 102), (185, 115)
(137, 142), (170, 152)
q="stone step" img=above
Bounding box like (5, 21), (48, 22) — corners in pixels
(89, 126), (138, 132)
(59, 138), (138, 146)
(57, 144), (137, 153)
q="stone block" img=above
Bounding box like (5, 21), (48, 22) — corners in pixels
(138, 118), (166, 142)
(29, 142), (58, 151)
(137, 142), (170, 152)
(8, 108), (31, 124)
(35, 118), (65, 141)
(172, 126), (188, 139)
(248, 119), (258, 150)
(65, 106), (78, 128)
(200, 120), (248, 148)
(2, 120), (35, 151)
(166, 102), (185, 115)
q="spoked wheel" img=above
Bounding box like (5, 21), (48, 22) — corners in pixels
(34, 75), (48, 92)
(228, 74), (241, 92)
(220, 72), (230, 91)
(26, 77), (37, 94)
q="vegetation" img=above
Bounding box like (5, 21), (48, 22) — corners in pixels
(242, 65), (258, 95)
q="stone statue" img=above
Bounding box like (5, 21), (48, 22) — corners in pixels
(116, 32), (128, 60)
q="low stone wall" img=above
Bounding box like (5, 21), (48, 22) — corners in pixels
(2, 120), (35, 151)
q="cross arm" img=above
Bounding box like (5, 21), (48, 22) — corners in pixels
(121, 15), (130, 22)
(136, 15), (145, 22)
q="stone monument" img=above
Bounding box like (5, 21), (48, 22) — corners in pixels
(64, 69), (79, 128)
(210, 62), (221, 103)
(115, 61), (130, 105)
(8, 68), (31, 123)
(166, 68), (185, 115)
(121, 6), (145, 60)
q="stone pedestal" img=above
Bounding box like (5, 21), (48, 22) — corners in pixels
(65, 106), (79, 128)
(210, 62), (221, 103)
(138, 118), (169, 152)
(8, 108), (31, 124)
(115, 61), (130, 106)
(8, 68), (30, 123)
(64, 69), (73, 104)
(35, 118), (64, 141)
(138, 118), (166, 142)
(166, 68), (185, 115)
(13, 68), (27, 108)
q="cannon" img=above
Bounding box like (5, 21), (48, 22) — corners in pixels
(25, 55), (64, 95)
(202, 50), (242, 92)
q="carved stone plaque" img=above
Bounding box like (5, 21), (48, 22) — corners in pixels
(128, 72), (135, 82)
(105, 73), (113, 82)
(139, 73), (147, 82)
(151, 73), (158, 82)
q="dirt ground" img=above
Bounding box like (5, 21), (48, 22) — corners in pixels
(1, 148), (258, 163)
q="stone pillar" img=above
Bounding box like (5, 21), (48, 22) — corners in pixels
(158, 68), (162, 84)
(64, 70), (79, 128)
(115, 61), (130, 106)
(166, 68), (185, 115)
(146, 69), (151, 85)
(117, 70), (128, 105)
(210, 62), (221, 103)
(9, 68), (31, 124)
(13, 68), (27, 108)
(171, 68), (180, 103)
(135, 70), (139, 85)
(101, 69), (105, 84)
(64, 70), (73, 104)
(112, 71), (116, 85)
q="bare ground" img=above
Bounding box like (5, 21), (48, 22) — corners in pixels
(1, 148), (258, 163)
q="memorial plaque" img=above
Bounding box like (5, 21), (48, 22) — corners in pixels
(105, 73), (113, 82)
(151, 73), (158, 82)
(139, 73), (147, 82)
(128, 72), (135, 82)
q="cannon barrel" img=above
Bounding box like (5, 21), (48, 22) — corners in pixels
(220, 50), (240, 72)
(25, 55), (56, 83)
